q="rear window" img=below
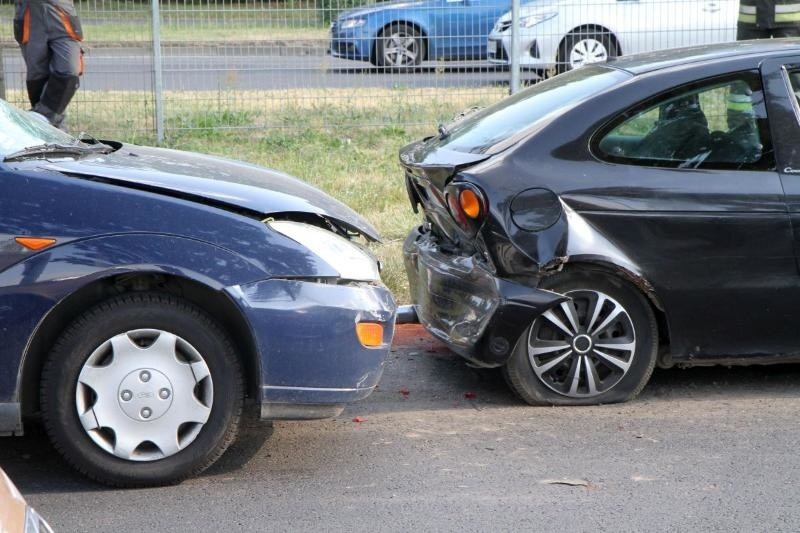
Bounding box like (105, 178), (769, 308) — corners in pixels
(433, 66), (631, 154)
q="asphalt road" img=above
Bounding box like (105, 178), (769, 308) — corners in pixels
(1, 47), (520, 92)
(5, 324), (800, 532)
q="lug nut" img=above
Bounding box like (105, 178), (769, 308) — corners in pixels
(159, 388), (171, 400)
(140, 370), (151, 382)
(120, 390), (133, 402)
(141, 407), (152, 419)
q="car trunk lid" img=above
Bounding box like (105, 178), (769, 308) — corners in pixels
(399, 138), (490, 241)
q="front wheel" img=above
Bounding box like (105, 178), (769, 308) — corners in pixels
(373, 23), (424, 69)
(503, 270), (657, 406)
(556, 30), (618, 74)
(41, 293), (243, 487)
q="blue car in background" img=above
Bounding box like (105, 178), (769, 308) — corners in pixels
(330, 0), (512, 69)
(0, 99), (396, 487)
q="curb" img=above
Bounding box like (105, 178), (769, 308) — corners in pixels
(0, 39), (327, 56)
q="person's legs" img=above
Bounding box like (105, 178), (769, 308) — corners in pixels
(21, 37), (51, 109)
(33, 37), (81, 128)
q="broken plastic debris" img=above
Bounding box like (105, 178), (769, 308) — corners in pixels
(352, 416), (366, 423)
(399, 388), (410, 398)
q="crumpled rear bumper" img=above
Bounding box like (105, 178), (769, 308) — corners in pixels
(403, 226), (565, 367)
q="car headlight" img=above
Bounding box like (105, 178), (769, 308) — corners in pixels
(520, 12), (557, 28)
(269, 220), (380, 282)
(340, 18), (366, 29)
(25, 507), (54, 533)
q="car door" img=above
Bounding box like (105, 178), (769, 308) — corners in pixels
(762, 55), (800, 304)
(583, 70), (799, 360)
(611, 0), (736, 55)
(431, 0), (509, 59)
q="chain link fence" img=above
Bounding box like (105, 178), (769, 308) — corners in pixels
(0, 0), (737, 142)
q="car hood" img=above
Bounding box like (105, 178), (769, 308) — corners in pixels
(25, 144), (381, 240)
(337, 0), (427, 19)
(495, 1), (564, 23)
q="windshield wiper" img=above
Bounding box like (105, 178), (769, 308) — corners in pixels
(3, 142), (112, 162)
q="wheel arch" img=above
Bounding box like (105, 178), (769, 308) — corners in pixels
(18, 272), (261, 419)
(542, 258), (669, 348)
(373, 20), (430, 62)
(558, 24), (622, 59)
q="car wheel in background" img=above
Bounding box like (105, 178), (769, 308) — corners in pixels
(503, 270), (657, 406)
(374, 23), (425, 69)
(556, 29), (619, 74)
(41, 293), (243, 487)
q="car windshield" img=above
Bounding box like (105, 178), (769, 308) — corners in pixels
(435, 66), (631, 154)
(0, 99), (82, 158)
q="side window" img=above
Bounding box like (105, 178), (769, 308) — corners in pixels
(595, 72), (774, 171)
(785, 69), (800, 111)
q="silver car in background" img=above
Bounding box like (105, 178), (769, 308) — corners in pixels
(487, 0), (737, 74)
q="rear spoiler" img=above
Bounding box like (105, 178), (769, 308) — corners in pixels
(399, 139), (491, 190)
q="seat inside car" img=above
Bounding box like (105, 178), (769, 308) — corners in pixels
(634, 95), (711, 162)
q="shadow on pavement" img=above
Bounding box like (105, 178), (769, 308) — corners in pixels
(5, 324), (800, 493)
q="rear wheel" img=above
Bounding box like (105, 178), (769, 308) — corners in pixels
(504, 270), (657, 406)
(374, 23), (424, 69)
(556, 30), (618, 74)
(41, 293), (243, 487)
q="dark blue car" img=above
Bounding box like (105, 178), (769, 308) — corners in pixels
(0, 100), (396, 487)
(330, 0), (512, 68)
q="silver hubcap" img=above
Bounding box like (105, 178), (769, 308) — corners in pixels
(75, 329), (214, 461)
(528, 290), (636, 398)
(383, 31), (419, 66)
(569, 38), (608, 69)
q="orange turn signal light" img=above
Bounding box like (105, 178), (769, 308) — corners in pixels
(459, 189), (482, 219)
(15, 237), (56, 251)
(356, 322), (384, 347)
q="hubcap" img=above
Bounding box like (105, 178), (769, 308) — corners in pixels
(569, 38), (608, 69)
(383, 31), (419, 66)
(528, 290), (636, 398)
(75, 329), (214, 461)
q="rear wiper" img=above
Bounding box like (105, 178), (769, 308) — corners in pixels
(3, 142), (112, 162)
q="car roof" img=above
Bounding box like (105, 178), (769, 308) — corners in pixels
(607, 38), (800, 75)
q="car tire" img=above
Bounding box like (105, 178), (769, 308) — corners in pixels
(374, 23), (425, 70)
(40, 293), (243, 487)
(556, 29), (618, 74)
(503, 270), (657, 406)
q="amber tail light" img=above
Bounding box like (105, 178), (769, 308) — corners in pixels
(445, 183), (487, 235)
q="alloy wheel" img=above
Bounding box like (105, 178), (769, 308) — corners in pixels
(527, 290), (636, 398)
(383, 31), (420, 66)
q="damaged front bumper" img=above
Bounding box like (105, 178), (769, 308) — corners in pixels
(403, 226), (566, 367)
(227, 278), (396, 420)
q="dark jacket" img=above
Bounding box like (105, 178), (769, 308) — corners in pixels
(739, 0), (800, 29)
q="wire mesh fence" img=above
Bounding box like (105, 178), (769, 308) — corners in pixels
(0, 0), (738, 142)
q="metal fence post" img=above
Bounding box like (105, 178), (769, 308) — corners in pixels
(0, 49), (5, 101)
(151, 0), (165, 144)
(510, 0), (521, 94)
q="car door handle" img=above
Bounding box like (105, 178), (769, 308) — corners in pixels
(784, 167), (800, 174)
(703, 3), (720, 11)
